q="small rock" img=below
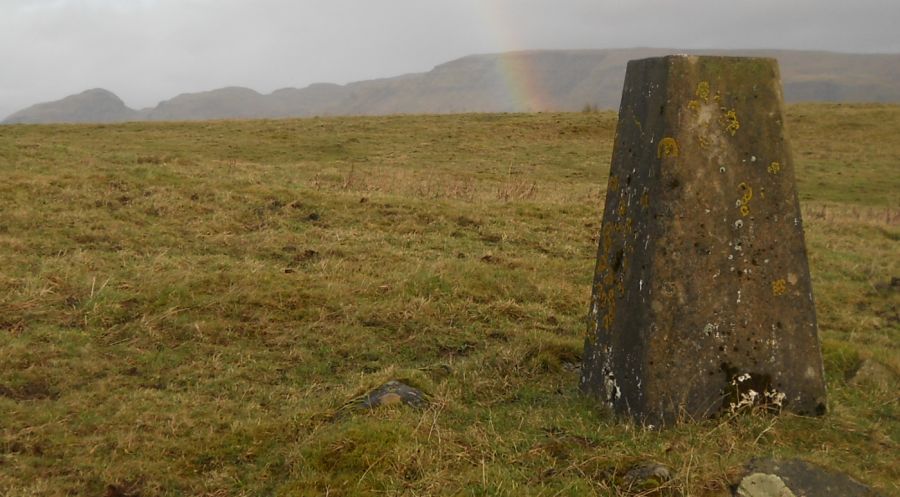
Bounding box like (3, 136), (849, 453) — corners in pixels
(561, 361), (582, 373)
(105, 484), (139, 497)
(873, 276), (900, 293)
(624, 461), (672, 486)
(849, 359), (896, 390)
(419, 363), (453, 382)
(336, 380), (429, 419)
(736, 473), (796, 497)
(737, 458), (885, 497)
(361, 380), (428, 409)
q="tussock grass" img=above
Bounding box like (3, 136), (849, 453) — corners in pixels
(0, 105), (897, 496)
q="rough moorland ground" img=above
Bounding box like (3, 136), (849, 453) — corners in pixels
(0, 104), (897, 496)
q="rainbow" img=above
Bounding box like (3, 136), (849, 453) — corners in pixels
(479, 3), (550, 112)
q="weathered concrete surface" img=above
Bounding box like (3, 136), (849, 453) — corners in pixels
(580, 56), (826, 425)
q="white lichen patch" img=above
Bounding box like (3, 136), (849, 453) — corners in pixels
(734, 373), (752, 384)
(764, 389), (787, 406)
(603, 367), (621, 407)
(729, 389), (760, 413)
(728, 373), (788, 414)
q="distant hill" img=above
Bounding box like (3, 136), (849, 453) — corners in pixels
(3, 88), (139, 124)
(4, 48), (900, 124)
(144, 86), (278, 121)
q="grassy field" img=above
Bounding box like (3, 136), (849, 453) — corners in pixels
(0, 104), (897, 496)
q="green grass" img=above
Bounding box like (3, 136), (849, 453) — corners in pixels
(0, 104), (898, 496)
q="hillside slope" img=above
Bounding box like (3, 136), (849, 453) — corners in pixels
(3, 88), (138, 124)
(4, 48), (900, 123)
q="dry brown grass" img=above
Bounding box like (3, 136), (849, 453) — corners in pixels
(0, 105), (897, 496)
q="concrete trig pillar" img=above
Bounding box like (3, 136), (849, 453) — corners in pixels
(580, 56), (826, 425)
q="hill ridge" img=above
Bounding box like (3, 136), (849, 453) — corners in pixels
(4, 48), (900, 123)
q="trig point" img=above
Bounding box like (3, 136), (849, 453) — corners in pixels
(580, 56), (826, 425)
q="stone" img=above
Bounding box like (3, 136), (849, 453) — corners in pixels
(738, 459), (886, 497)
(736, 473), (796, 497)
(623, 461), (672, 485)
(580, 56), (827, 425)
(873, 276), (900, 294)
(848, 359), (896, 390)
(360, 380), (429, 409)
(419, 363), (454, 382)
(337, 380), (429, 418)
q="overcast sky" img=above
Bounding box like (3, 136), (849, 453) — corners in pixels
(2, 0), (899, 118)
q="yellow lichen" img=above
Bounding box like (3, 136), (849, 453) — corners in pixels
(740, 183), (753, 203)
(688, 99), (701, 113)
(640, 192), (650, 208)
(768, 161), (781, 174)
(603, 272), (615, 287)
(618, 203), (627, 217)
(608, 175), (619, 192)
(723, 109), (740, 136)
(772, 279), (787, 296)
(632, 114), (643, 134)
(602, 289), (617, 329)
(603, 311), (614, 330)
(696, 81), (711, 102)
(657, 137), (679, 159)
(697, 135), (710, 149)
(738, 183), (752, 216)
(602, 228), (614, 253)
